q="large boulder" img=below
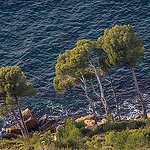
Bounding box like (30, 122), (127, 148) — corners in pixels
(22, 108), (37, 121)
(97, 118), (107, 126)
(75, 115), (95, 123)
(24, 117), (39, 131)
(84, 120), (95, 127)
(42, 125), (55, 134)
(41, 118), (56, 132)
(21, 108), (39, 131)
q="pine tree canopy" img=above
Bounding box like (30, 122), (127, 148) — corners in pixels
(101, 24), (146, 67)
(0, 66), (37, 116)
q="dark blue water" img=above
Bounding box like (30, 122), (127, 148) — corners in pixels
(0, 0), (150, 134)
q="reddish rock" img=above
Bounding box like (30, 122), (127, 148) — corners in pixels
(41, 118), (56, 131)
(22, 117), (39, 131)
(75, 115), (95, 122)
(42, 125), (55, 134)
(6, 127), (22, 135)
(21, 108), (39, 131)
(2, 133), (21, 139)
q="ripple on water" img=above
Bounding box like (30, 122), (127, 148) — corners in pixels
(0, 0), (150, 134)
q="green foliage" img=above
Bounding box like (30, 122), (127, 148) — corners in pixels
(85, 140), (102, 150)
(103, 120), (146, 132)
(127, 120), (146, 129)
(30, 131), (40, 145)
(103, 121), (127, 132)
(75, 120), (85, 129)
(55, 118), (83, 149)
(101, 24), (146, 67)
(145, 119), (150, 131)
(0, 139), (22, 150)
(0, 66), (37, 116)
(66, 128), (81, 148)
(53, 39), (95, 95)
(106, 113), (114, 123)
(105, 128), (150, 150)
(105, 131), (116, 146)
(42, 130), (52, 146)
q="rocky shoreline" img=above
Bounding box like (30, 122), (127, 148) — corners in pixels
(1, 107), (150, 140)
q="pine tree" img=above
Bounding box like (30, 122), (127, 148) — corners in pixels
(0, 66), (37, 136)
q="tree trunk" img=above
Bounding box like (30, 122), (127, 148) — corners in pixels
(11, 108), (25, 136)
(84, 86), (97, 124)
(79, 73), (97, 124)
(107, 73), (121, 121)
(15, 97), (29, 136)
(89, 61), (109, 116)
(129, 65), (147, 118)
(89, 80), (107, 114)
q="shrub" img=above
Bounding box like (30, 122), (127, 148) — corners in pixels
(75, 120), (85, 129)
(103, 120), (146, 132)
(103, 121), (127, 132)
(55, 118), (83, 149)
(105, 128), (150, 150)
(145, 119), (150, 131)
(124, 130), (146, 150)
(30, 131), (40, 145)
(105, 131), (116, 146)
(114, 129), (129, 149)
(106, 113), (114, 123)
(127, 120), (146, 129)
(43, 130), (52, 146)
(66, 128), (81, 149)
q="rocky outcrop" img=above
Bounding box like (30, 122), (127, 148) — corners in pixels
(75, 115), (107, 131)
(3, 108), (56, 139)
(75, 115), (95, 122)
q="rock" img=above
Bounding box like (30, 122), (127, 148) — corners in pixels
(6, 127), (22, 135)
(57, 120), (65, 124)
(75, 115), (95, 122)
(22, 108), (37, 122)
(2, 133), (21, 139)
(21, 108), (39, 131)
(42, 125), (55, 134)
(97, 118), (107, 126)
(133, 114), (141, 119)
(41, 118), (56, 131)
(99, 115), (107, 120)
(23, 117), (39, 131)
(84, 120), (95, 127)
(39, 114), (48, 126)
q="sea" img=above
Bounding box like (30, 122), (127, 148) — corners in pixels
(0, 0), (150, 136)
